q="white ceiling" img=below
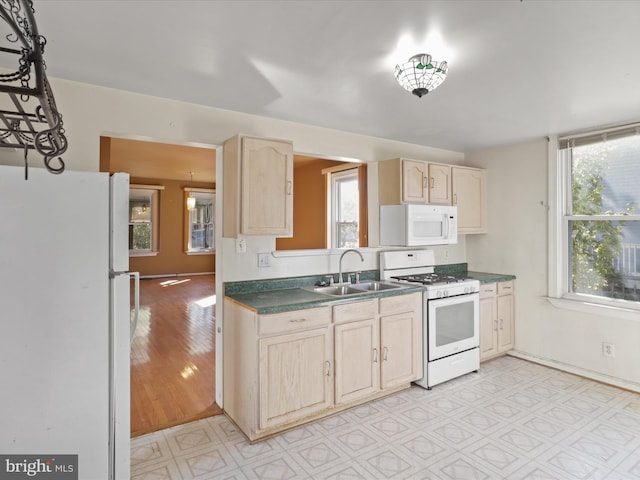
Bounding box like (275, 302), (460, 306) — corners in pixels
(27, 0), (640, 153)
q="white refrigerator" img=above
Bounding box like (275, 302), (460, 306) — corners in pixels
(0, 165), (136, 479)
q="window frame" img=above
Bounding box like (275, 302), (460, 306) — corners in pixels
(184, 188), (216, 254)
(328, 167), (360, 249)
(129, 185), (162, 256)
(548, 128), (640, 316)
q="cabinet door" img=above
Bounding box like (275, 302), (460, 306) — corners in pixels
(479, 297), (498, 360)
(428, 163), (452, 205)
(452, 167), (486, 233)
(497, 294), (514, 352)
(241, 137), (293, 236)
(380, 311), (422, 389)
(259, 327), (332, 430)
(335, 318), (380, 405)
(402, 159), (428, 203)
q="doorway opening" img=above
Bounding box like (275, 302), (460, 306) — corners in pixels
(100, 136), (221, 436)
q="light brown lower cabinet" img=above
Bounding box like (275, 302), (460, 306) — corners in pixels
(259, 327), (333, 429)
(479, 281), (515, 361)
(224, 291), (422, 441)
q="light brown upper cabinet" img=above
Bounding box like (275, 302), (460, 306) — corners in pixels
(427, 163), (452, 205)
(378, 158), (428, 204)
(378, 157), (487, 234)
(223, 135), (293, 237)
(452, 166), (486, 234)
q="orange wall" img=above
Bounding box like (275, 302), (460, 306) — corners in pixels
(129, 177), (215, 276)
(276, 159), (336, 250)
(100, 136), (216, 277)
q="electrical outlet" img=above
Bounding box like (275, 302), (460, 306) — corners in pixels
(603, 342), (615, 358)
(258, 253), (270, 268)
(235, 237), (246, 254)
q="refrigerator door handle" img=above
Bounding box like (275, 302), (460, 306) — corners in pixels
(129, 272), (140, 343)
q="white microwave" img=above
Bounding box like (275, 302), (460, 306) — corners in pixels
(379, 204), (457, 246)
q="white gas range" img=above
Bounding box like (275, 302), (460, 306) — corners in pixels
(380, 249), (480, 389)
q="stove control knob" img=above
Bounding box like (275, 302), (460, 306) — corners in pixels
(443, 290), (448, 297)
(437, 291), (442, 298)
(464, 286), (470, 294)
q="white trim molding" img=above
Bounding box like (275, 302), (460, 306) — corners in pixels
(508, 350), (640, 393)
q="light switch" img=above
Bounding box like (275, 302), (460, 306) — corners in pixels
(235, 237), (246, 253)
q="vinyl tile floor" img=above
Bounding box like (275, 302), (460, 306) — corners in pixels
(131, 356), (640, 479)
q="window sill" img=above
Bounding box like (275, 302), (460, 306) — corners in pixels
(546, 296), (640, 322)
(186, 250), (215, 255)
(129, 251), (159, 257)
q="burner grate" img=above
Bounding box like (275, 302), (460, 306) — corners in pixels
(391, 273), (467, 285)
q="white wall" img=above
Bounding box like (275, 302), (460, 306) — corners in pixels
(466, 138), (640, 388)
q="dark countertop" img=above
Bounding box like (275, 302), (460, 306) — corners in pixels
(466, 271), (517, 284)
(225, 284), (425, 315)
(224, 267), (515, 314)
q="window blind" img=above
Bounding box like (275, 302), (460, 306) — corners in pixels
(558, 122), (640, 149)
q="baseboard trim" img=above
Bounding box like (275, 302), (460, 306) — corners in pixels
(507, 350), (640, 394)
(140, 272), (215, 279)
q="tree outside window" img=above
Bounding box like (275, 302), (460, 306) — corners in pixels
(567, 135), (640, 302)
(129, 188), (159, 253)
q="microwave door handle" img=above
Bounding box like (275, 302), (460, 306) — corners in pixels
(447, 214), (455, 238)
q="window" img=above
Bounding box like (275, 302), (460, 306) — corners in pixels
(330, 168), (359, 248)
(129, 186), (160, 255)
(186, 189), (215, 253)
(554, 126), (640, 308)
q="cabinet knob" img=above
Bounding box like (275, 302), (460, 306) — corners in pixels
(499, 318), (504, 330)
(383, 347), (388, 361)
(287, 180), (292, 195)
(493, 319), (498, 332)
(325, 360), (331, 377)
(430, 177), (435, 189)
(373, 348), (378, 363)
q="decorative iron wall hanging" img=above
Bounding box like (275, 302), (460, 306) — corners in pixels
(0, 0), (67, 178)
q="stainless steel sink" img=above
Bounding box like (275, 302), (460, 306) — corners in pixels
(312, 285), (366, 296)
(352, 281), (402, 291)
(308, 281), (405, 297)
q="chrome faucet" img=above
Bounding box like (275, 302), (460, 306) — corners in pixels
(338, 249), (364, 284)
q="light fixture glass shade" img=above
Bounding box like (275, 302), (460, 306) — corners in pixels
(187, 194), (196, 210)
(394, 53), (448, 98)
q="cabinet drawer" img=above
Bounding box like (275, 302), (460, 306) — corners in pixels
(498, 281), (514, 295)
(479, 283), (497, 299)
(258, 306), (331, 336)
(333, 299), (377, 324)
(380, 292), (422, 316)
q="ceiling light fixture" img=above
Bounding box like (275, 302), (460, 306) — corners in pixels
(394, 53), (448, 98)
(186, 172), (196, 210)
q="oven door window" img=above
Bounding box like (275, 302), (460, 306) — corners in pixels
(428, 295), (479, 361)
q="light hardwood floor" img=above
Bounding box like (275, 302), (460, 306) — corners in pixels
(130, 274), (222, 437)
